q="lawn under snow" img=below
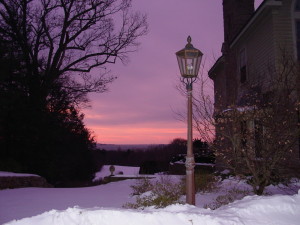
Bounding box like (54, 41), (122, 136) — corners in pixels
(1, 170), (300, 225)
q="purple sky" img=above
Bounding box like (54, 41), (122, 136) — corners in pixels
(83, 0), (264, 145)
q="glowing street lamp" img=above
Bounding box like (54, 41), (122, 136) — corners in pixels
(176, 36), (203, 205)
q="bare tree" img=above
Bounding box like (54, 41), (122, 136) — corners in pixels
(175, 61), (215, 144)
(0, 0), (148, 106)
(0, 0), (147, 182)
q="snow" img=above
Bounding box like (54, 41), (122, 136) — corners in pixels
(220, 169), (230, 175)
(221, 106), (256, 114)
(0, 179), (135, 224)
(1, 172), (300, 225)
(2, 191), (300, 225)
(0, 171), (40, 177)
(93, 165), (140, 181)
(173, 161), (215, 167)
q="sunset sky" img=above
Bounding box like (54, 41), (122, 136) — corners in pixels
(83, 0), (264, 145)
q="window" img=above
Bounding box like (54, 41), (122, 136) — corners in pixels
(254, 120), (263, 158)
(296, 0), (300, 11)
(295, 21), (300, 60)
(298, 110), (300, 159)
(294, 1), (300, 59)
(241, 119), (264, 158)
(239, 48), (247, 83)
(240, 120), (247, 148)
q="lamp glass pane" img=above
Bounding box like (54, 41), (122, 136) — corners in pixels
(176, 55), (184, 76)
(194, 55), (202, 76)
(186, 58), (194, 76)
(186, 50), (199, 58)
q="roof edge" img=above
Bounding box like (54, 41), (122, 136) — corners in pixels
(230, 0), (282, 48)
(208, 55), (224, 79)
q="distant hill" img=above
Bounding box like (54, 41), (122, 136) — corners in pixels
(96, 144), (165, 151)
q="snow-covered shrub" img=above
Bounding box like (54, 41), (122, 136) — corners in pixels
(130, 177), (153, 196)
(196, 172), (220, 193)
(204, 187), (250, 210)
(181, 172), (220, 193)
(124, 176), (184, 209)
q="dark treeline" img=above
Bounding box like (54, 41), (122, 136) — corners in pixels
(93, 138), (209, 174)
(0, 40), (97, 186)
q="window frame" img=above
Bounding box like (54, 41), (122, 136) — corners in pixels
(293, 0), (300, 59)
(296, 0), (300, 11)
(239, 48), (247, 84)
(254, 120), (263, 158)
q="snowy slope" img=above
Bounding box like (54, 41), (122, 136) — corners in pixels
(1, 173), (300, 225)
(0, 179), (134, 224)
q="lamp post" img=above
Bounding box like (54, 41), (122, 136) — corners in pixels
(176, 36), (203, 205)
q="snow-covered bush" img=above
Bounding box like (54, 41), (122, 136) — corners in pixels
(130, 177), (153, 196)
(204, 187), (250, 210)
(196, 172), (220, 193)
(124, 176), (183, 209)
(181, 172), (220, 193)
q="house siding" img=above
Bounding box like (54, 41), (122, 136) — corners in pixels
(233, 9), (275, 88)
(210, 0), (300, 163)
(273, 0), (294, 66)
(213, 60), (226, 113)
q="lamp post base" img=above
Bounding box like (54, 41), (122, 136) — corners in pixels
(185, 156), (195, 205)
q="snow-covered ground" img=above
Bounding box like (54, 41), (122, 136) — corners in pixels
(0, 171), (300, 225)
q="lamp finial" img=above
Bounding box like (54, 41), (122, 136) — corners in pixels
(187, 36), (192, 44)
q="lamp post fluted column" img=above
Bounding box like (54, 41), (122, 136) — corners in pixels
(186, 81), (195, 205)
(175, 36), (203, 205)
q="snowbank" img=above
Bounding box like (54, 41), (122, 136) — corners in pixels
(0, 171), (51, 189)
(4, 190), (300, 225)
(0, 172), (40, 177)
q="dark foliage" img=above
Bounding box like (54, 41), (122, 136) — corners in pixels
(0, 27), (97, 186)
(92, 138), (211, 174)
(0, 74), (97, 186)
